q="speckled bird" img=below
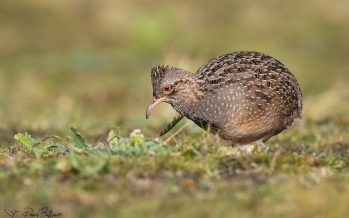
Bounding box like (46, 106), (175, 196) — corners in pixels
(146, 51), (302, 147)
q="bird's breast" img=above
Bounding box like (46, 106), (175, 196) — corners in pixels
(181, 85), (244, 129)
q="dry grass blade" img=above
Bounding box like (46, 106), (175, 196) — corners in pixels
(163, 122), (191, 144)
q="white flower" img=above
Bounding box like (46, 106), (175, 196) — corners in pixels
(130, 129), (145, 143)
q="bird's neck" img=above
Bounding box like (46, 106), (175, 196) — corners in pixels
(171, 78), (203, 117)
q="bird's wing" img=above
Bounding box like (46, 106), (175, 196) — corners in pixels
(195, 51), (285, 79)
(194, 51), (302, 120)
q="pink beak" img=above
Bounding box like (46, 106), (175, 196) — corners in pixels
(145, 97), (166, 119)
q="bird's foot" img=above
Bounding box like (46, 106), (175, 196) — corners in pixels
(224, 144), (256, 157)
(227, 142), (270, 156)
(256, 142), (270, 152)
(237, 144), (257, 153)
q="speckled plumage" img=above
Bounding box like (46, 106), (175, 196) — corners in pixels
(147, 51), (302, 146)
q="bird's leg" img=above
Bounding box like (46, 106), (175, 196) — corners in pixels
(256, 141), (270, 152)
(205, 123), (212, 144)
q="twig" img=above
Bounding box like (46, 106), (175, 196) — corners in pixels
(34, 135), (63, 146)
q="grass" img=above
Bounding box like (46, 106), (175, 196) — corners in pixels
(0, 116), (348, 217)
(0, 0), (349, 217)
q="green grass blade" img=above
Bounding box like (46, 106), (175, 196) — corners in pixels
(159, 115), (184, 137)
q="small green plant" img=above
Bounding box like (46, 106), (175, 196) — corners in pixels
(14, 132), (48, 153)
(108, 129), (174, 155)
(14, 132), (37, 148)
(14, 132), (68, 154)
(69, 152), (107, 175)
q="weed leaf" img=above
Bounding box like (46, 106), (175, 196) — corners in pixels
(14, 132), (37, 148)
(68, 127), (90, 149)
(45, 141), (69, 154)
(107, 128), (120, 149)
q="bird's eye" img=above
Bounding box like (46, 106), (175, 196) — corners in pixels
(162, 85), (171, 93)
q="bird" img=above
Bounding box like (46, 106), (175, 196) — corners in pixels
(146, 51), (302, 149)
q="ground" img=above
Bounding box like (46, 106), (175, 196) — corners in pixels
(0, 1), (349, 217)
(1, 117), (349, 217)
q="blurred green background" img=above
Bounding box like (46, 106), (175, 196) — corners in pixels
(1, 1), (349, 217)
(0, 0), (348, 136)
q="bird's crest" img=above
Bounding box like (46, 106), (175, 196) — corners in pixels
(151, 65), (167, 83)
(151, 65), (169, 97)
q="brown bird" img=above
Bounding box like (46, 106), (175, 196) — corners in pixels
(146, 51), (302, 148)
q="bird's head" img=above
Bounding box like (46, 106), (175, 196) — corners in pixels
(146, 65), (196, 119)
